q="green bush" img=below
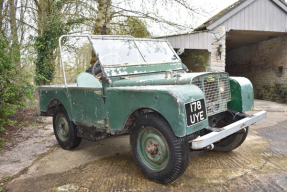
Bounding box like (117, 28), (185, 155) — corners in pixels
(0, 38), (34, 131)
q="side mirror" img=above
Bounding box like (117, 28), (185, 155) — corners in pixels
(177, 48), (185, 56)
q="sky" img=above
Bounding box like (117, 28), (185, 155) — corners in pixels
(189, 0), (239, 28)
(133, 0), (240, 36)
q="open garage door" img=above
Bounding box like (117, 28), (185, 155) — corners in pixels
(225, 30), (287, 102)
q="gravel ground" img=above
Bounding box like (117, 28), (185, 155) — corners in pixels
(2, 100), (287, 192)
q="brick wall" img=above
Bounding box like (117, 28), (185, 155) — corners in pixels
(226, 34), (287, 102)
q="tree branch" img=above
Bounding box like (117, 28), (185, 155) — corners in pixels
(33, 0), (42, 13)
(16, 18), (38, 32)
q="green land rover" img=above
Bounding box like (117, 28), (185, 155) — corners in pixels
(39, 35), (266, 183)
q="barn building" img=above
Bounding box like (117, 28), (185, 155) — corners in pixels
(166, 0), (287, 102)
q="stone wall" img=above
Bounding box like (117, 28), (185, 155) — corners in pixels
(226, 34), (287, 102)
(179, 49), (210, 72)
(209, 26), (226, 72)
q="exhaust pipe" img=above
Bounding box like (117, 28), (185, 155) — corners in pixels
(205, 144), (214, 150)
(190, 143), (214, 151)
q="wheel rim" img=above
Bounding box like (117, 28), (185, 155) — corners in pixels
(56, 113), (69, 141)
(137, 127), (169, 171)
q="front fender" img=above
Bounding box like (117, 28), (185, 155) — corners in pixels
(228, 77), (254, 112)
(106, 85), (207, 137)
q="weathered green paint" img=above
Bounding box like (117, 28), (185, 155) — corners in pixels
(39, 36), (259, 146)
(228, 77), (254, 112)
(39, 72), (252, 137)
(68, 88), (105, 127)
(39, 87), (73, 119)
(106, 84), (207, 137)
(138, 127), (169, 171)
(112, 72), (211, 87)
(38, 86), (105, 127)
(104, 62), (183, 77)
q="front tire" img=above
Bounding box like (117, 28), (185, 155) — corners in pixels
(130, 113), (190, 184)
(213, 119), (248, 152)
(53, 105), (81, 150)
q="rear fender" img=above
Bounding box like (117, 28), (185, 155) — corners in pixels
(39, 87), (73, 119)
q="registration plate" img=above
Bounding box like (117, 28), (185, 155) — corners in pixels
(185, 99), (207, 126)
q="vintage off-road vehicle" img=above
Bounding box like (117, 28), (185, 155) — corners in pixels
(39, 35), (266, 183)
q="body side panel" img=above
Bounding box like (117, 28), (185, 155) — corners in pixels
(68, 87), (105, 127)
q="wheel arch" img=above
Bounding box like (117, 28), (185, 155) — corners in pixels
(41, 99), (73, 120)
(122, 107), (171, 134)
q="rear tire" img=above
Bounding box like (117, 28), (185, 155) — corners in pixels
(130, 113), (190, 184)
(213, 119), (248, 152)
(53, 105), (81, 150)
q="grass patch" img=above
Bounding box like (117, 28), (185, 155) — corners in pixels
(2, 177), (12, 182)
(17, 121), (42, 127)
(36, 154), (46, 160)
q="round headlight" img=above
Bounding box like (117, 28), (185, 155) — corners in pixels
(219, 80), (225, 94)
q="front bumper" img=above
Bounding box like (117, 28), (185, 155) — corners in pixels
(191, 111), (267, 150)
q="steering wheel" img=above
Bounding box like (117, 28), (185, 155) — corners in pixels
(92, 61), (102, 80)
(100, 53), (122, 64)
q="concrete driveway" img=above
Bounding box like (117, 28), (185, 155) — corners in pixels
(4, 99), (287, 191)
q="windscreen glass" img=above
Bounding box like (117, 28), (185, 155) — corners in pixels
(135, 41), (178, 62)
(91, 39), (178, 66)
(92, 39), (144, 65)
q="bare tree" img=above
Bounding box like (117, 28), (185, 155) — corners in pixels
(88, 0), (204, 66)
(9, 0), (20, 69)
(90, 0), (112, 65)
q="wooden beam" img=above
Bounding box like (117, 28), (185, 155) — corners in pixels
(272, 0), (287, 13)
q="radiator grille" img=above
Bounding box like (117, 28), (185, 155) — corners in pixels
(192, 74), (231, 116)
